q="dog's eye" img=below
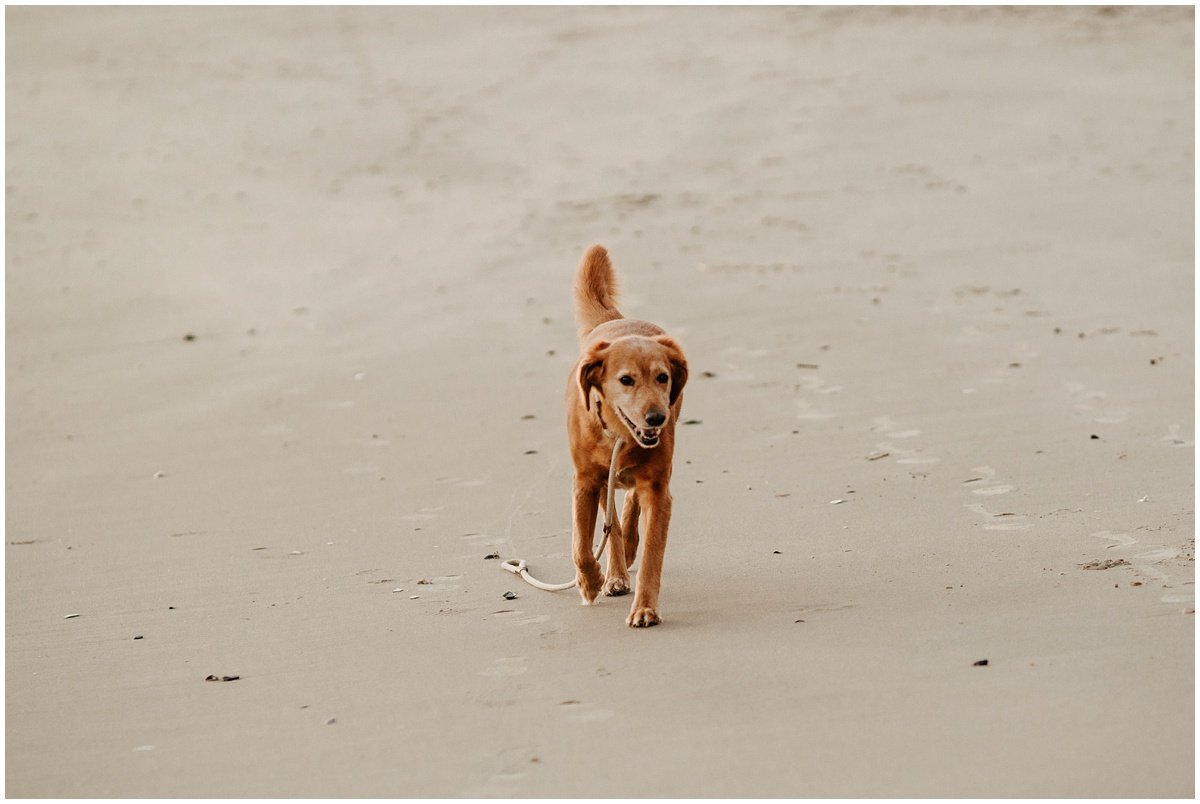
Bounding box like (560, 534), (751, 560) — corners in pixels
(657, 373), (669, 384)
(620, 375), (635, 386)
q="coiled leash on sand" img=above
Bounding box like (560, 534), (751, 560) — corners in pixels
(502, 436), (625, 591)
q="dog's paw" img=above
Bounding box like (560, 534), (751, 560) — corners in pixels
(626, 605), (661, 627)
(602, 575), (631, 596)
(577, 567), (603, 605)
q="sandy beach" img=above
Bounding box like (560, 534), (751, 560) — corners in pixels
(5, 6), (1194, 797)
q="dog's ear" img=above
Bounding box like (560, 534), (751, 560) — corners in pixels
(655, 335), (689, 407)
(577, 341), (610, 411)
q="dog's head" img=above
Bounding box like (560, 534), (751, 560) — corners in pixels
(578, 334), (688, 448)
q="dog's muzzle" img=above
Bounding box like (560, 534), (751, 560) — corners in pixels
(617, 407), (662, 448)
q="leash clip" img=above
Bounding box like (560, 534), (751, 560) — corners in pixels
(501, 558), (527, 575)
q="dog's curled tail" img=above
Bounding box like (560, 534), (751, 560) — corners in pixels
(574, 244), (623, 342)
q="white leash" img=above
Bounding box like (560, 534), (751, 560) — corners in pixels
(502, 435), (625, 591)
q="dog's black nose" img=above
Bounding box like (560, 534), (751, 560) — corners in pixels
(645, 410), (666, 427)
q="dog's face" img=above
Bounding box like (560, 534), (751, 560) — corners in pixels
(578, 335), (688, 448)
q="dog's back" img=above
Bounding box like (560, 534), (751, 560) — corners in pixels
(574, 245), (623, 343)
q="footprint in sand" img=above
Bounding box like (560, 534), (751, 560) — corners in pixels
(977, 343), (1040, 386)
(972, 484), (1014, 496)
(796, 399), (836, 421)
(490, 610), (551, 628)
(964, 503), (1033, 531)
(796, 373), (843, 396)
(869, 416), (939, 465)
(462, 746), (537, 797)
(400, 506), (444, 522)
(1090, 530), (1193, 607)
(412, 574), (462, 594)
(558, 700), (614, 723)
(460, 531), (511, 564)
(1160, 423), (1194, 448)
(980, 367), (1008, 386)
(1065, 382), (1194, 455)
(712, 344), (770, 383)
(480, 657), (528, 678)
(794, 601), (858, 615)
(1090, 529), (1137, 550)
(962, 466), (1033, 531)
(793, 368), (842, 421)
(338, 436), (391, 449)
(1063, 381), (1130, 424)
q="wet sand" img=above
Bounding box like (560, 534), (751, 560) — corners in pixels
(5, 6), (1194, 797)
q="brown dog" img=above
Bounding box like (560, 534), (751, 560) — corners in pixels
(566, 245), (688, 627)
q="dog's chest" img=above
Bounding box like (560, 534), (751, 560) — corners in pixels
(612, 446), (662, 489)
(614, 467), (637, 490)
(587, 446), (644, 489)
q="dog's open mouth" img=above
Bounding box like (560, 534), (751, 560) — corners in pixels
(617, 407), (661, 448)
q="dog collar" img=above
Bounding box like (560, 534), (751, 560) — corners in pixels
(595, 401), (621, 441)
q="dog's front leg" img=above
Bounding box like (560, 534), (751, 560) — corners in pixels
(572, 476), (604, 604)
(602, 491), (631, 597)
(627, 483), (671, 627)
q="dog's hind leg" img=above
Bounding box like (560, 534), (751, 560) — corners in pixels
(620, 490), (641, 569)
